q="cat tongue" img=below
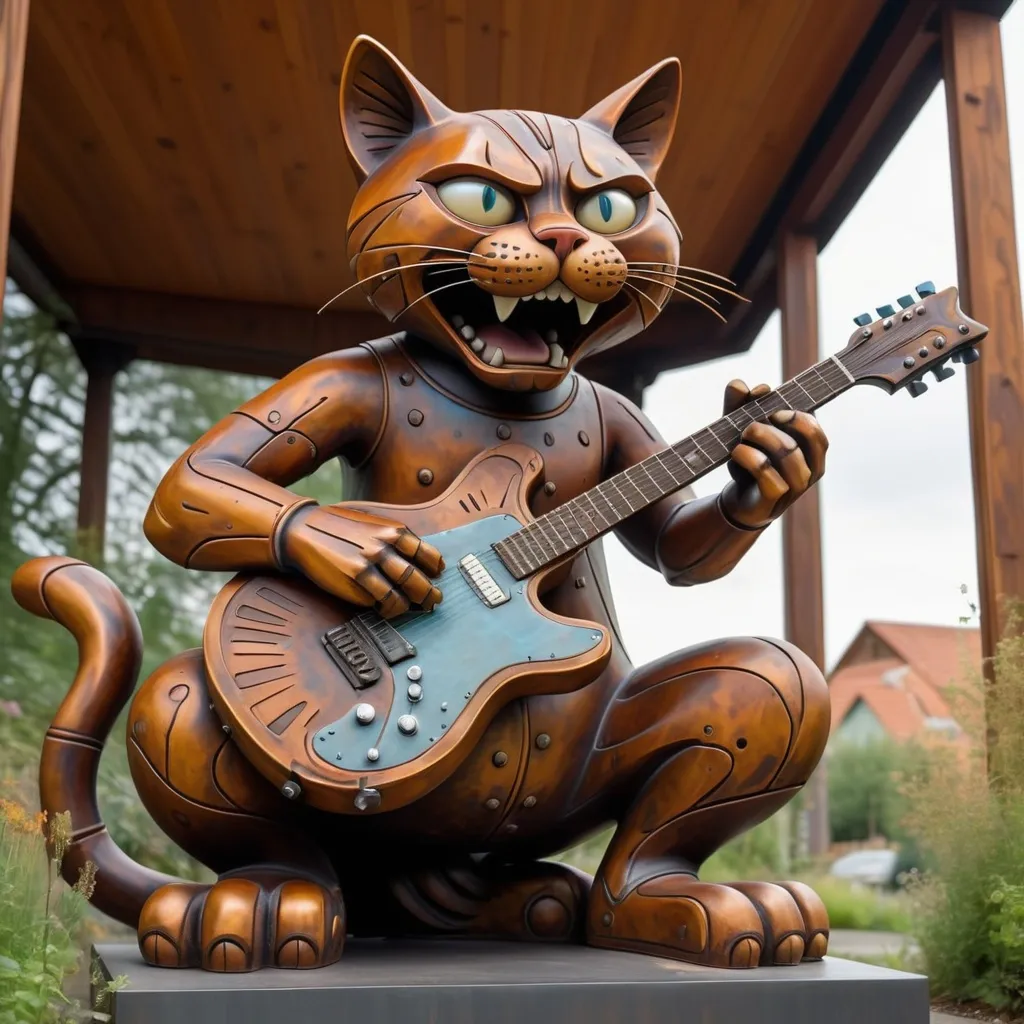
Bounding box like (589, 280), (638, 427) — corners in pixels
(476, 324), (549, 365)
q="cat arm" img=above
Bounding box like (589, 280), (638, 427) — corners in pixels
(144, 345), (442, 615)
(594, 380), (827, 586)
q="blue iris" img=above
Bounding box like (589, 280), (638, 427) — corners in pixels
(599, 192), (612, 222)
(482, 185), (497, 213)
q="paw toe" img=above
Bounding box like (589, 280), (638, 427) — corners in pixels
(729, 936), (763, 968)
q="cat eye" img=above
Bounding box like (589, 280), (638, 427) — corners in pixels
(436, 177), (517, 227)
(576, 189), (637, 234)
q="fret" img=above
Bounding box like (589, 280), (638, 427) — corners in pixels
(494, 354), (857, 581)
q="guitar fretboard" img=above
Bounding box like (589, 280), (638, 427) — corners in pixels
(493, 354), (855, 580)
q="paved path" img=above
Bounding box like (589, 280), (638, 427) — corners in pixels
(829, 928), (918, 958)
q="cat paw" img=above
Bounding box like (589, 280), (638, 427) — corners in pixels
(588, 875), (828, 968)
(138, 876), (345, 971)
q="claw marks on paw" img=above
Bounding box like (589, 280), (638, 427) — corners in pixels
(138, 878), (345, 972)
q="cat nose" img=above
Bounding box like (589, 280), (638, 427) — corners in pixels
(534, 224), (589, 262)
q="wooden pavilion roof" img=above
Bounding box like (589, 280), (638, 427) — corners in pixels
(7, 0), (997, 385)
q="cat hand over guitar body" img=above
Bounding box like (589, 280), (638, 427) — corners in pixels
(12, 32), (987, 975)
(279, 504), (444, 617)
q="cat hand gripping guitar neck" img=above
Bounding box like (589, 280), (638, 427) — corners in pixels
(13, 34), (987, 974)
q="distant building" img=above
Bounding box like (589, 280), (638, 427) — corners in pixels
(828, 622), (981, 750)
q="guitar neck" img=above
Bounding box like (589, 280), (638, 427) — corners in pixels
(493, 353), (856, 580)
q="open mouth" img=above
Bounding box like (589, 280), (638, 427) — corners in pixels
(425, 269), (626, 370)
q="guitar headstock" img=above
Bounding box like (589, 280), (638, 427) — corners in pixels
(837, 283), (988, 397)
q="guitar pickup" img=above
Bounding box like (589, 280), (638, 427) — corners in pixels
(322, 613), (416, 691)
(459, 554), (510, 608)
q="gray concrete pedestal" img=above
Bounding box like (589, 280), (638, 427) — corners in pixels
(93, 939), (929, 1023)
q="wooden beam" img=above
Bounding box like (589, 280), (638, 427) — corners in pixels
(778, 231), (829, 857)
(943, 7), (1024, 664)
(0, 0), (30, 323)
(64, 286), (391, 378)
(74, 340), (132, 558)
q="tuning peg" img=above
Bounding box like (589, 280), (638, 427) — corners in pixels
(915, 281), (936, 298)
(897, 294), (915, 308)
(852, 312), (873, 326)
(933, 363), (956, 382)
(960, 346), (981, 364)
(876, 304), (896, 318)
(907, 380), (929, 398)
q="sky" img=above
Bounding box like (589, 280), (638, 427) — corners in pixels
(603, 3), (1024, 671)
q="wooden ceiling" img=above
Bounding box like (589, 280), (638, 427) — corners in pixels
(12, 0), (887, 312)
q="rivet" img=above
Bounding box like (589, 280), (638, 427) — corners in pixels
(399, 372), (414, 386)
(544, 432), (555, 446)
(268, 410), (281, 424)
(602, 912), (613, 926)
(222, 724), (232, 736)
(934, 336), (946, 349)
(493, 751), (509, 767)
(578, 430), (590, 447)
(861, 328), (871, 339)
(543, 481), (556, 496)
(959, 323), (970, 335)
(417, 468), (434, 486)
(506, 824), (518, 833)
(441, 702), (448, 711)
(574, 576), (587, 589)
(535, 733), (551, 749)
(485, 797), (501, 810)
(281, 780), (301, 800)
(902, 311), (914, 321)
(286, 435), (296, 444)
(903, 356), (916, 368)
(916, 305), (926, 315)
(703, 725), (713, 736)
(918, 347), (929, 358)
(497, 423), (512, 440)
(408, 409), (424, 427)
(523, 795), (537, 808)
(883, 317), (893, 329)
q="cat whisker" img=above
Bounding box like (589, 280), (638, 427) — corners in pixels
(318, 258), (488, 314)
(628, 273), (728, 324)
(629, 266), (749, 303)
(633, 271), (723, 308)
(622, 281), (665, 314)
(627, 262), (739, 287)
(397, 278), (477, 319)
(361, 243), (489, 261)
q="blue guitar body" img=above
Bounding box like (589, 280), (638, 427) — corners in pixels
(205, 443), (613, 814)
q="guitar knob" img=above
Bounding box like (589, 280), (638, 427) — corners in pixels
(366, 747), (380, 762)
(398, 714), (419, 735)
(407, 683), (423, 702)
(355, 703), (376, 725)
(407, 665), (423, 681)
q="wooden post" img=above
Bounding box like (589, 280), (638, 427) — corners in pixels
(0, 0), (30, 323)
(943, 8), (1024, 667)
(75, 342), (130, 560)
(778, 231), (830, 857)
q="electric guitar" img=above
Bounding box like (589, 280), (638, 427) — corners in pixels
(203, 283), (987, 814)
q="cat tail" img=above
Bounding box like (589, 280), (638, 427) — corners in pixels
(11, 556), (179, 927)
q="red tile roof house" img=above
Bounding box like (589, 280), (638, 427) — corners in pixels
(828, 622), (982, 753)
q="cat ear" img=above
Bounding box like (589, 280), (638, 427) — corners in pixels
(340, 36), (452, 183)
(580, 58), (682, 179)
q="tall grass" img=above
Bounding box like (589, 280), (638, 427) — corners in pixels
(904, 606), (1024, 1011)
(0, 793), (126, 1023)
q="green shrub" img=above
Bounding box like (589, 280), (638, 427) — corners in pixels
(0, 798), (126, 1022)
(807, 876), (911, 932)
(904, 605), (1024, 1011)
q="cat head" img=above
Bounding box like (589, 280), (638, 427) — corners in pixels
(339, 36), (682, 392)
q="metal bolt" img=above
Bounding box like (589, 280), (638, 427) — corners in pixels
(535, 733), (551, 750)
(493, 751), (509, 767)
(399, 372), (414, 386)
(934, 336), (946, 349)
(903, 356), (916, 368)
(408, 409), (424, 427)
(523, 795), (537, 808)
(543, 481), (557, 496)
(485, 797), (501, 810)
(916, 305), (926, 315)
(704, 725), (713, 736)
(280, 780), (301, 800)
(496, 423), (512, 440)
(417, 468), (434, 486)
(574, 576), (587, 589)
(959, 323), (970, 334)
(918, 347), (929, 358)
(883, 317), (893, 329)
(861, 328), (871, 339)
(354, 788), (381, 811)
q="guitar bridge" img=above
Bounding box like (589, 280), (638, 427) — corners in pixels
(322, 613), (416, 691)
(459, 554), (510, 608)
